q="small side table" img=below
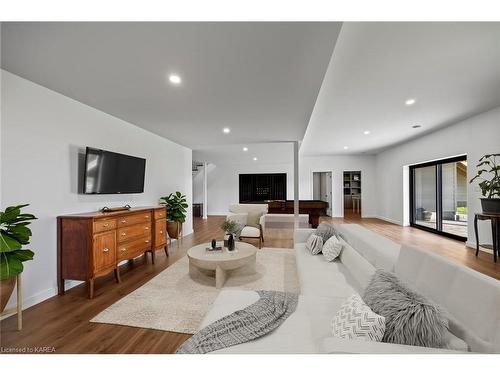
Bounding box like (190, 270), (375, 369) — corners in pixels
(0, 274), (22, 330)
(474, 212), (500, 263)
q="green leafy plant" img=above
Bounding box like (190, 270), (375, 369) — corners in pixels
(0, 204), (36, 280)
(160, 192), (188, 223)
(221, 219), (238, 234)
(469, 154), (500, 198)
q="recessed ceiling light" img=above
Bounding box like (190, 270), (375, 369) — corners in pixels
(405, 98), (416, 106)
(253, 157), (258, 161)
(168, 74), (182, 85)
(412, 125), (422, 129)
(222, 127), (231, 134)
(363, 130), (371, 135)
(243, 147), (248, 152)
(343, 146), (349, 150)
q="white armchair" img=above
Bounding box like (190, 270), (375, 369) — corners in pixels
(226, 204), (268, 248)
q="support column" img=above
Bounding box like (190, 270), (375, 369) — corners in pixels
(293, 141), (299, 229)
(203, 162), (208, 220)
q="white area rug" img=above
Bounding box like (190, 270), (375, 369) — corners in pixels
(91, 248), (299, 334)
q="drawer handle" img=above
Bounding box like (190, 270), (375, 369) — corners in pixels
(103, 223), (109, 227)
(121, 220), (127, 224)
(120, 247), (126, 252)
(145, 226), (149, 230)
(145, 240), (150, 243)
(160, 230), (163, 234)
(103, 247), (109, 253)
(145, 215), (150, 219)
(121, 232), (127, 236)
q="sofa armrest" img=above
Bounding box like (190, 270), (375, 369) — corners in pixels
(319, 337), (465, 354)
(294, 228), (315, 245)
(227, 212), (248, 226)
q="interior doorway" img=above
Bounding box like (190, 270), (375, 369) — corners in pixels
(343, 171), (361, 218)
(312, 171), (332, 216)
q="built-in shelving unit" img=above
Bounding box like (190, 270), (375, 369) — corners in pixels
(343, 171), (361, 210)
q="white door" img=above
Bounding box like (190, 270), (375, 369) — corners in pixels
(313, 172), (333, 217)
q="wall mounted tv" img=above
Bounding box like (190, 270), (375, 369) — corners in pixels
(83, 147), (146, 194)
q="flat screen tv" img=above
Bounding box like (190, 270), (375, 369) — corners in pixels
(83, 147), (146, 194)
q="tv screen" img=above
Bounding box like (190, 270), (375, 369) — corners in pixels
(83, 147), (146, 194)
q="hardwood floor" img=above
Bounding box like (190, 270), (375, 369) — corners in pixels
(1, 214), (498, 354)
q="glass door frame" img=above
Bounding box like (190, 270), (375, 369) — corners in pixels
(409, 155), (467, 241)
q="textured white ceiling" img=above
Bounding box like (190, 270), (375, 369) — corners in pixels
(301, 22), (500, 156)
(1, 22), (341, 148)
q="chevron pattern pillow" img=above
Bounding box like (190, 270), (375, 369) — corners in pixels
(331, 294), (385, 342)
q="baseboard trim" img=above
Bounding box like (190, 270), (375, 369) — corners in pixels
(465, 241), (494, 254)
(365, 215), (403, 226)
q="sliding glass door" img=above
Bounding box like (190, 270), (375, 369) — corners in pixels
(410, 156), (467, 241)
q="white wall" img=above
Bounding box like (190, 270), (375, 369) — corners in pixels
(205, 162), (294, 215)
(1, 70), (193, 311)
(375, 106), (500, 244)
(299, 155), (378, 218)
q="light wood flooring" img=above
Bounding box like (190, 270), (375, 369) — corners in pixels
(1, 213), (498, 354)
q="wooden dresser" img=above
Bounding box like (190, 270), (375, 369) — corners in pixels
(57, 206), (168, 298)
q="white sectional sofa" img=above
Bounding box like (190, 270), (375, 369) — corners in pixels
(199, 224), (500, 354)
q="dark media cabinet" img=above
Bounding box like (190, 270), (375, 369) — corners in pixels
(57, 206), (168, 299)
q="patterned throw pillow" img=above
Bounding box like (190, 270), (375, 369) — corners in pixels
(322, 235), (343, 261)
(363, 269), (449, 348)
(331, 294), (385, 342)
(315, 222), (336, 242)
(305, 234), (323, 255)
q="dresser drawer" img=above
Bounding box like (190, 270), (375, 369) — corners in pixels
(93, 232), (116, 272)
(154, 219), (167, 246)
(117, 236), (152, 260)
(117, 223), (151, 243)
(93, 218), (117, 233)
(154, 208), (166, 220)
(117, 212), (152, 227)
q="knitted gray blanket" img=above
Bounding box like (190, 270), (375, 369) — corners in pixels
(176, 290), (299, 354)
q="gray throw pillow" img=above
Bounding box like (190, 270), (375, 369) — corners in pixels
(363, 269), (448, 348)
(315, 222), (336, 243)
(305, 234), (323, 255)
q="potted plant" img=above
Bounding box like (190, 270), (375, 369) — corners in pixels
(160, 192), (188, 239)
(1, 204), (36, 312)
(469, 154), (500, 214)
(221, 219), (239, 251)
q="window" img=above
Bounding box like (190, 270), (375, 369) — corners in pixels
(410, 155), (467, 240)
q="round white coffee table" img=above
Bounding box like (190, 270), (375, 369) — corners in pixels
(187, 242), (257, 289)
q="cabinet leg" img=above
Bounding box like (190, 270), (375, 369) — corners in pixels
(114, 267), (121, 283)
(88, 279), (95, 299)
(164, 245), (169, 257)
(151, 250), (156, 264)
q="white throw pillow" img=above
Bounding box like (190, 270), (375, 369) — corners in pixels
(331, 294), (385, 342)
(322, 235), (343, 261)
(305, 234), (323, 255)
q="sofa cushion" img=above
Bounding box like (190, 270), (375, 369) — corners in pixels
(322, 235), (343, 262)
(363, 269), (448, 348)
(200, 290), (317, 354)
(305, 234), (323, 255)
(240, 226), (260, 238)
(334, 224), (400, 271)
(338, 239), (376, 291)
(294, 243), (360, 298)
(315, 222), (336, 242)
(395, 244), (500, 353)
(331, 294), (385, 342)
